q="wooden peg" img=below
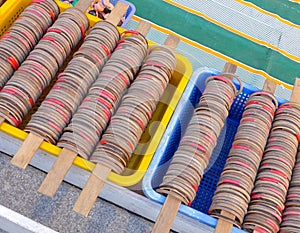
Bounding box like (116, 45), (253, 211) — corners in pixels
(38, 148), (77, 197)
(262, 79), (276, 94)
(163, 34), (180, 50)
(290, 78), (300, 103)
(222, 62), (237, 74)
(11, 132), (44, 169)
(105, 1), (128, 27)
(152, 195), (181, 233)
(0, 117), (5, 125)
(38, 20), (151, 199)
(73, 164), (111, 216)
(214, 210), (235, 233)
(75, 0), (94, 13)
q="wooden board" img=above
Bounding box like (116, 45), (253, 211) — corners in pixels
(105, 2), (128, 27)
(262, 79), (276, 94)
(222, 62), (237, 74)
(163, 34), (180, 49)
(290, 78), (300, 103)
(11, 133), (44, 169)
(73, 164), (111, 216)
(75, 0), (94, 12)
(214, 210), (235, 233)
(38, 148), (77, 197)
(152, 195), (181, 233)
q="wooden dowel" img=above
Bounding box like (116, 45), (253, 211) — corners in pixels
(75, 0), (94, 12)
(222, 62), (237, 74)
(38, 148), (77, 197)
(0, 117), (5, 125)
(262, 79), (276, 94)
(11, 132), (44, 169)
(290, 78), (300, 103)
(105, 1), (128, 27)
(163, 34), (180, 49)
(73, 164), (111, 216)
(152, 195), (181, 233)
(214, 210), (235, 233)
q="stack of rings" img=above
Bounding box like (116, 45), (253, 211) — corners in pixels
(57, 30), (148, 159)
(280, 150), (300, 233)
(0, 0), (59, 88)
(89, 45), (177, 174)
(209, 90), (278, 228)
(243, 102), (300, 233)
(25, 21), (120, 144)
(156, 73), (242, 205)
(0, 7), (89, 127)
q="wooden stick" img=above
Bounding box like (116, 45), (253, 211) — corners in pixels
(73, 34), (178, 217)
(163, 34), (180, 49)
(11, 133), (44, 169)
(37, 20), (151, 199)
(75, 0), (94, 12)
(0, 117), (5, 125)
(290, 78), (300, 103)
(152, 195), (181, 233)
(105, 1), (128, 27)
(214, 210), (235, 233)
(262, 79), (276, 94)
(222, 62), (237, 74)
(38, 148), (77, 197)
(73, 164), (111, 216)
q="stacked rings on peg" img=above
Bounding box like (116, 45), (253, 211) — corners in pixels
(280, 150), (300, 233)
(25, 21), (120, 144)
(0, 7), (89, 127)
(243, 102), (300, 233)
(89, 45), (177, 174)
(0, 0), (59, 88)
(57, 30), (148, 159)
(156, 74), (243, 205)
(209, 91), (278, 228)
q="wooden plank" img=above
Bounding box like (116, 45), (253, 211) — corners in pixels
(73, 164), (111, 216)
(11, 133), (44, 169)
(214, 210), (235, 233)
(38, 148), (77, 198)
(152, 195), (181, 233)
(163, 34), (180, 50)
(290, 78), (300, 103)
(105, 2), (128, 27)
(75, 0), (94, 12)
(262, 79), (276, 94)
(0, 117), (5, 125)
(135, 21), (152, 37)
(222, 62), (237, 74)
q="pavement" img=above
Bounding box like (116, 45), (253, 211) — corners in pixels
(0, 152), (154, 233)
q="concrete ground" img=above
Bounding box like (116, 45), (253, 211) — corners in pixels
(0, 152), (154, 233)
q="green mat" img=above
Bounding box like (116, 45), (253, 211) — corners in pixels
(128, 0), (299, 86)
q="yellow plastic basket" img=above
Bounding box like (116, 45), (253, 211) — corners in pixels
(0, 0), (192, 186)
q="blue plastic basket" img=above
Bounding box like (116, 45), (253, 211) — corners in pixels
(142, 67), (287, 232)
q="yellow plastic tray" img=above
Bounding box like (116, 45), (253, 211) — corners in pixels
(0, 0), (192, 186)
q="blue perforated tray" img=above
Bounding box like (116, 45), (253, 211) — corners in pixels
(142, 67), (287, 232)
